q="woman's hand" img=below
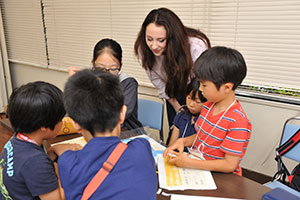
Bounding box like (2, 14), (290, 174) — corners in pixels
(167, 98), (181, 113)
(68, 66), (79, 77)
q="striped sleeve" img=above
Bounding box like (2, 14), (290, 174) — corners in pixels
(220, 110), (252, 156)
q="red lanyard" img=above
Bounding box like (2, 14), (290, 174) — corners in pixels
(17, 133), (38, 145)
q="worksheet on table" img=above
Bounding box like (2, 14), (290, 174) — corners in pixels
(157, 155), (216, 190)
(171, 194), (242, 200)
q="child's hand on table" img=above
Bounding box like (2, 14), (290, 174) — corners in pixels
(166, 152), (191, 168)
(163, 138), (185, 158)
(48, 143), (83, 161)
(163, 138), (194, 168)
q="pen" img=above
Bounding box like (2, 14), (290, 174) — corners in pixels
(168, 153), (177, 158)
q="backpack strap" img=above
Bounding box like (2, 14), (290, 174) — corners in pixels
(272, 128), (300, 183)
(272, 152), (290, 182)
(81, 142), (128, 200)
(276, 128), (300, 156)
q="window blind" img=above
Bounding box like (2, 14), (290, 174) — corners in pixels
(42, 0), (209, 86)
(0, 0), (47, 67)
(209, 0), (300, 90)
(42, 0), (112, 71)
(1, 0), (300, 92)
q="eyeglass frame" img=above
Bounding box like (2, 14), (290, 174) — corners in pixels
(92, 66), (121, 74)
(100, 67), (120, 73)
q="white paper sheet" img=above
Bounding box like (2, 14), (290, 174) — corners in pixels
(171, 194), (243, 200)
(122, 134), (166, 163)
(51, 136), (87, 147)
(51, 133), (166, 164)
(157, 155), (217, 190)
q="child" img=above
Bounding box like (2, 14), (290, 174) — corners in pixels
(58, 69), (157, 199)
(68, 38), (142, 130)
(168, 78), (207, 146)
(163, 46), (252, 176)
(0, 81), (80, 199)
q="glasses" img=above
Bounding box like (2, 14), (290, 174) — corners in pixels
(95, 67), (120, 74)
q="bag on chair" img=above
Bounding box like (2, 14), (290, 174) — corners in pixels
(272, 128), (300, 192)
(290, 163), (300, 191)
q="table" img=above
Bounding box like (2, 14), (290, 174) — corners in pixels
(123, 128), (271, 199)
(157, 172), (271, 199)
(47, 126), (271, 200)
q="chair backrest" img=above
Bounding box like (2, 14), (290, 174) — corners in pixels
(264, 117), (300, 194)
(137, 98), (164, 140)
(280, 117), (300, 162)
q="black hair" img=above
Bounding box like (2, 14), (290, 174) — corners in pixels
(63, 69), (124, 135)
(194, 46), (247, 90)
(182, 78), (207, 116)
(8, 81), (65, 133)
(92, 38), (123, 69)
(186, 78), (207, 103)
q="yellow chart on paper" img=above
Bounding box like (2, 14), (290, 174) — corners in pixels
(164, 157), (182, 186)
(157, 155), (217, 190)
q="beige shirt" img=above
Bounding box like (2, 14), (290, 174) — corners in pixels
(144, 37), (207, 99)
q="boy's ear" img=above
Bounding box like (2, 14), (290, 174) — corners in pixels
(223, 82), (234, 93)
(119, 105), (127, 124)
(40, 127), (48, 132)
(70, 118), (83, 132)
(40, 126), (56, 135)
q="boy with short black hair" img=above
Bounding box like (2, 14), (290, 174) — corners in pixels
(164, 46), (252, 176)
(59, 69), (157, 199)
(0, 81), (79, 199)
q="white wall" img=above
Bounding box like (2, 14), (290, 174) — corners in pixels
(9, 62), (300, 177)
(238, 96), (300, 176)
(0, 54), (7, 112)
(10, 62), (69, 91)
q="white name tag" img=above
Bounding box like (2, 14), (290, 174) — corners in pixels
(188, 148), (205, 160)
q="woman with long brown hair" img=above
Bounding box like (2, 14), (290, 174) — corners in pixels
(134, 7), (210, 143)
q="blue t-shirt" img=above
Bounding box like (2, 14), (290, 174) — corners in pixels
(0, 136), (59, 200)
(58, 136), (157, 200)
(173, 111), (198, 138)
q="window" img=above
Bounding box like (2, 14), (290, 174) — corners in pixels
(208, 0), (300, 100)
(1, 0), (299, 99)
(0, 0), (47, 67)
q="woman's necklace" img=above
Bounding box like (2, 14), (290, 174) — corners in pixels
(189, 100), (236, 159)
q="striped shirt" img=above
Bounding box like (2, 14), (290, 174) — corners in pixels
(194, 101), (252, 175)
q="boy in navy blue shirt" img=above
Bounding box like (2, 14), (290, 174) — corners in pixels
(168, 78), (207, 146)
(0, 81), (80, 200)
(58, 69), (157, 200)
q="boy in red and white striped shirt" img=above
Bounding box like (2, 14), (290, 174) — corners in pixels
(163, 46), (252, 176)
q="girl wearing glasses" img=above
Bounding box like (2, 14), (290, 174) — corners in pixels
(69, 39), (142, 130)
